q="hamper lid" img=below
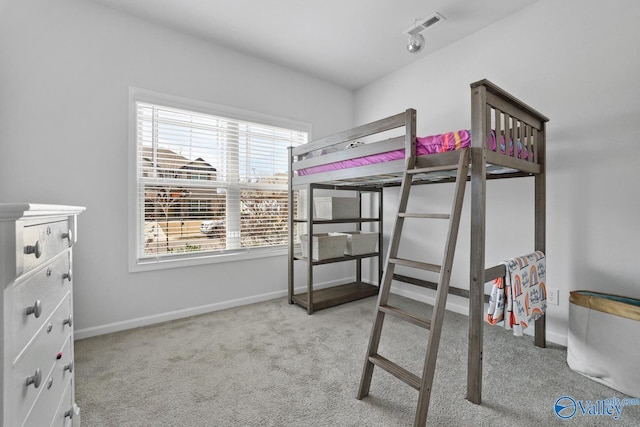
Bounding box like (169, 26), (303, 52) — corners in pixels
(570, 291), (640, 321)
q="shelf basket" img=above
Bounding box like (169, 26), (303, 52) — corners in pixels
(329, 231), (378, 255)
(299, 233), (348, 260)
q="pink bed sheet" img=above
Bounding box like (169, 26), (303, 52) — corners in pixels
(298, 129), (531, 176)
(298, 130), (470, 176)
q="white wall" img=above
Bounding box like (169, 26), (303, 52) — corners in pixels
(355, 0), (640, 345)
(0, 0), (354, 337)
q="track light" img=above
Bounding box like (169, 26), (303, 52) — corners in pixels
(404, 13), (445, 54)
(407, 32), (425, 54)
(406, 19), (424, 54)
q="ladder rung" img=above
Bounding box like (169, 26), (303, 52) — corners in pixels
(369, 354), (421, 390)
(399, 213), (450, 219)
(379, 304), (431, 329)
(389, 258), (441, 273)
(407, 164), (459, 175)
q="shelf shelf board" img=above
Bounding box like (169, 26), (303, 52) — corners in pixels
(293, 218), (380, 224)
(292, 282), (378, 311)
(293, 252), (378, 265)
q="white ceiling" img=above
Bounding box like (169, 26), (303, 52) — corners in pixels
(89, 0), (538, 90)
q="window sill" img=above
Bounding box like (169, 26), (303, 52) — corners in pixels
(129, 247), (287, 273)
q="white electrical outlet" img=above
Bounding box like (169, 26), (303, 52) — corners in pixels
(548, 287), (559, 305)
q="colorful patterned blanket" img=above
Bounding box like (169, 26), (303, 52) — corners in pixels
(486, 251), (547, 336)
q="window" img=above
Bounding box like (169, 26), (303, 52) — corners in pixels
(130, 89), (308, 270)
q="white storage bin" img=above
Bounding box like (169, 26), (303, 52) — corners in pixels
(567, 291), (640, 397)
(330, 231), (378, 255)
(313, 197), (359, 219)
(299, 233), (348, 260)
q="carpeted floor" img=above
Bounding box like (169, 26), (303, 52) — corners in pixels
(75, 295), (640, 426)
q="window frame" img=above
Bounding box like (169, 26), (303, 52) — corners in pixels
(128, 87), (311, 272)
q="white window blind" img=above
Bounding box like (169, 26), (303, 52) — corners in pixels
(135, 101), (307, 263)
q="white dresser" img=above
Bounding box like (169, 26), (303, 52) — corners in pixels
(1, 204), (84, 427)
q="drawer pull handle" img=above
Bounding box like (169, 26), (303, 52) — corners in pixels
(62, 229), (73, 247)
(63, 315), (73, 328)
(63, 270), (72, 282)
(26, 368), (42, 389)
(65, 404), (80, 420)
(64, 361), (74, 373)
(24, 240), (42, 258)
(26, 300), (42, 318)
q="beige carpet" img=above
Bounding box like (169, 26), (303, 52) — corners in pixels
(75, 295), (640, 426)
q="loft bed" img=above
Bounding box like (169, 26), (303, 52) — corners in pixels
(287, 79), (549, 405)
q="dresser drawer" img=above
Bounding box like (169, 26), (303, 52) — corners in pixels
(21, 336), (74, 427)
(49, 377), (76, 427)
(10, 295), (72, 426)
(21, 219), (73, 275)
(9, 253), (72, 357)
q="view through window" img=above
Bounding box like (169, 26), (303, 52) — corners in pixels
(135, 101), (307, 264)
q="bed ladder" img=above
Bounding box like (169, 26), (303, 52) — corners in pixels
(357, 147), (470, 427)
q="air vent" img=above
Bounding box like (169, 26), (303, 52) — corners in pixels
(405, 12), (445, 36)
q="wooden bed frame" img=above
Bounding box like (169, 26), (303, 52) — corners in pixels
(287, 79), (549, 405)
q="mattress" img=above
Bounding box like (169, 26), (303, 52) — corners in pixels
(298, 129), (530, 176)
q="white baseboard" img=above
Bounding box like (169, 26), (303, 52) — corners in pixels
(544, 329), (567, 347)
(74, 289), (285, 340)
(76, 278), (568, 347)
(74, 277), (351, 340)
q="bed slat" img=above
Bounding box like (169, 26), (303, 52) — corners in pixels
(486, 91), (543, 131)
(291, 110), (410, 156)
(494, 108), (501, 151)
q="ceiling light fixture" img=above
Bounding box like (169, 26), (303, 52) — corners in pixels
(407, 20), (425, 54)
(407, 34), (425, 54)
(404, 12), (445, 54)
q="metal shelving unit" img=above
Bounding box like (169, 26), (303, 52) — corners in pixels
(288, 183), (383, 314)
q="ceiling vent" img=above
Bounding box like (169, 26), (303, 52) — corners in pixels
(404, 12), (446, 36)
